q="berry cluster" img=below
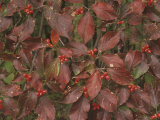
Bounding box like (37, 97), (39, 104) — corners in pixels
(142, 44), (151, 54)
(58, 55), (68, 63)
(24, 5), (34, 15)
(150, 113), (160, 119)
(74, 78), (80, 84)
(45, 39), (53, 48)
(128, 85), (138, 92)
(37, 89), (47, 97)
(0, 100), (2, 110)
(83, 86), (89, 98)
(88, 48), (98, 58)
(100, 72), (110, 81)
(92, 103), (100, 111)
(148, 0), (153, 6)
(117, 21), (124, 25)
(23, 73), (32, 82)
(75, 7), (83, 15)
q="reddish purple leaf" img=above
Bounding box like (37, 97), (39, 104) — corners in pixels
(115, 108), (134, 120)
(125, 50), (142, 71)
(12, 74), (24, 83)
(64, 0), (82, 3)
(59, 47), (72, 58)
(107, 68), (134, 85)
(0, 16), (12, 32)
(0, 41), (4, 52)
(150, 40), (160, 56)
(19, 48), (32, 66)
(31, 0), (43, 8)
(47, 81), (63, 93)
(61, 86), (83, 104)
(116, 87), (130, 106)
(150, 55), (160, 79)
(145, 8), (160, 22)
(97, 109), (112, 120)
(50, 29), (60, 45)
(74, 72), (89, 79)
(92, 2), (117, 21)
(68, 42), (88, 57)
(128, 14), (142, 26)
(101, 54), (124, 67)
(0, 53), (18, 61)
(35, 96), (56, 120)
(2, 98), (19, 119)
(57, 63), (71, 90)
(98, 31), (120, 52)
(86, 71), (102, 100)
(78, 11), (95, 44)
(13, 59), (27, 71)
(69, 97), (90, 120)
(97, 88), (117, 112)
(18, 91), (37, 119)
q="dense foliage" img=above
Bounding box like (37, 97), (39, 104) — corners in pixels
(0, 0), (160, 120)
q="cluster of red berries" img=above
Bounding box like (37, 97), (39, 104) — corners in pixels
(92, 103), (100, 111)
(23, 73), (32, 82)
(75, 7), (83, 15)
(88, 48), (98, 58)
(24, 5), (34, 15)
(128, 85), (138, 92)
(100, 72), (110, 81)
(0, 100), (2, 110)
(142, 44), (151, 54)
(37, 89), (47, 97)
(58, 55), (68, 63)
(83, 86), (89, 98)
(74, 78), (80, 84)
(148, 0), (153, 6)
(45, 39), (53, 48)
(150, 113), (160, 119)
(117, 21), (124, 25)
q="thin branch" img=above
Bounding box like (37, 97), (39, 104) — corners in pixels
(39, 12), (44, 37)
(59, 38), (65, 46)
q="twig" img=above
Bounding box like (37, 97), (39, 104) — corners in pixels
(38, 12), (44, 37)
(59, 38), (65, 46)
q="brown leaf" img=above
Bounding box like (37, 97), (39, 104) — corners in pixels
(0, 53), (18, 61)
(13, 59), (27, 71)
(69, 97), (90, 120)
(107, 68), (134, 85)
(101, 54), (124, 67)
(86, 71), (102, 100)
(125, 50), (142, 71)
(68, 42), (88, 57)
(128, 14), (142, 26)
(0, 16), (12, 32)
(57, 63), (71, 90)
(74, 72), (89, 79)
(115, 108), (134, 120)
(19, 48), (32, 66)
(150, 55), (160, 79)
(97, 88), (117, 112)
(97, 109), (112, 120)
(61, 86), (83, 104)
(98, 31), (120, 52)
(50, 29), (59, 45)
(64, 0), (82, 3)
(92, 2), (117, 21)
(78, 11), (95, 44)
(145, 8), (160, 22)
(35, 96), (56, 120)
(3, 98), (19, 119)
(31, 0), (43, 8)
(0, 41), (4, 52)
(18, 91), (37, 119)
(149, 40), (160, 56)
(59, 47), (72, 58)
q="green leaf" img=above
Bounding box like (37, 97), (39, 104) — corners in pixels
(3, 73), (14, 84)
(4, 61), (13, 72)
(145, 73), (155, 84)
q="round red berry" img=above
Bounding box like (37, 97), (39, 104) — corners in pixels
(93, 48), (97, 53)
(0, 100), (2, 104)
(100, 75), (105, 79)
(27, 4), (31, 9)
(105, 76), (110, 80)
(83, 86), (87, 92)
(23, 73), (28, 78)
(0, 104), (2, 110)
(84, 92), (89, 98)
(48, 44), (53, 48)
(46, 39), (50, 43)
(42, 90), (47, 95)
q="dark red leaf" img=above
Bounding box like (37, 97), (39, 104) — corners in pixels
(150, 55), (160, 79)
(97, 109), (112, 120)
(145, 8), (160, 22)
(101, 54), (124, 67)
(97, 88), (117, 112)
(2, 98), (19, 119)
(47, 0), (62, 12)
(31, 0), (43, 8)
(92, 2), (117, 21)
(69, 97), (90, 120)
(13, 59), (27, 71)
(59, 47), (72, 58)
(149, 40), (160, 56)
(12, 74), (24, 83)
(125, 50), (142, 71)
(107, 68), (134, 85)
(74, 72), (89, 79)
(50, 29), (59, 45)
(86, 71), (102, 100)
(115, 108), (134, 120)
(116, 87), (130, 106)
(0, 53), (18, 61)
(18, 91), (37, 119)
(0, 16), (12, 32)
(77, 11), (95, 44)
(98, 31), (120, 52)
(57, 63), (71, 90)
(47, 81), (63, 93)
(128, 14), (142, 26)
(35, 96), (56, 120)
(0, 41), (4, 52)
(64, 0), (82, 3)
(68, 42), (88, 57)
(19, 48), (32, 66)
(61, 86), (83, 104)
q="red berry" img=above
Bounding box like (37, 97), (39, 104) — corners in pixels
(92, 103), (96, 106)
(26, 78), (31, 82)
(0, 100), (2, 104)
(128, 85), (132, 88)
(117, 21), (124, 25)
(84, 92), (89, 98)
(27, 75), (32, 79)
(42, 90), (47, 95)
(147, 49), (151, 54)
(93, 48), (98, 53)
(83, 86), (87, 92)
(96, 104), (100, 110)
(29, 10), (34, 14)
(48, 44), (53, 48)
(23, 73), (28, 78)
(24, 8), (29, 12)
(100, 75), (105, 79)
(0, 104), (2, 110)
(104, 72), (108, 76)
(27, 4), (31, 9)
(88, 50), (91, 54)
(58, 55), (62, 59)
(37, 92), (41, 97)
(157, 113), (160, 118)
(75, 78), (80, 84)
(105, 75), (110, 80)
(46, 39), (50, 43)
(144, 44), (149, 49)
(64, 58), (68, 62)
